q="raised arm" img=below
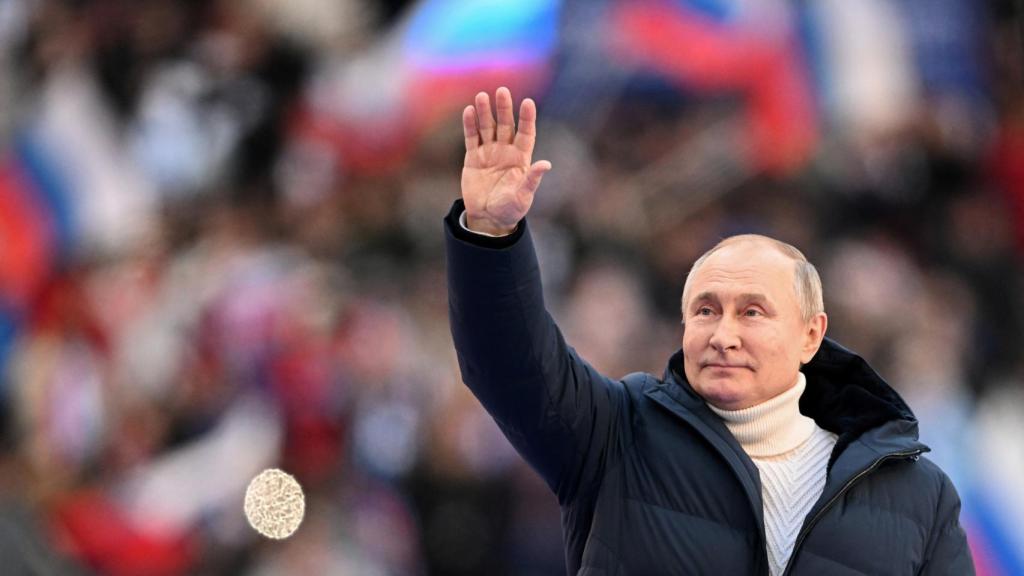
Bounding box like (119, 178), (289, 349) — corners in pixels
(446, 88), (625, 504)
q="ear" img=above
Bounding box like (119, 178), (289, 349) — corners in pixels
(800, 312), (828, 364)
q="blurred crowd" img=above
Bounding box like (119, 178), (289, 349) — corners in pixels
(1, 0), (1023, 574)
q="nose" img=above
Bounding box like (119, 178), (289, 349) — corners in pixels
(708, 316), (741, 353)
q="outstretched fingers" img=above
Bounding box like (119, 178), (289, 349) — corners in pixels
(474, 91), (496, 143)
(495, 87), (515, 143)
(514, 98), (538, 155)
(462, 105), (480, 152)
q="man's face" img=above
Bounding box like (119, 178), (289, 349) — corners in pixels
(682, 241), (825, 410)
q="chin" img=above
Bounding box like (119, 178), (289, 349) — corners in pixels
(694, 380), (749, 410)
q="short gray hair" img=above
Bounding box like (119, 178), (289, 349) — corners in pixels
(681, 234), (824, 323)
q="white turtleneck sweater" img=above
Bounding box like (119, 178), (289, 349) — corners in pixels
(707, 373), (838, 576)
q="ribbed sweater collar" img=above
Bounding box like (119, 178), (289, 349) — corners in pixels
(707, 372), (814, 458)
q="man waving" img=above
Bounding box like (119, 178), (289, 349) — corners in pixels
(444, 87), (974, 575)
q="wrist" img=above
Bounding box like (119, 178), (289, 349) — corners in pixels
(466, 214), (516, 236)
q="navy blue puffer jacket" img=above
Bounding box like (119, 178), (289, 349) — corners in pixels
(445, 201), (974, 575)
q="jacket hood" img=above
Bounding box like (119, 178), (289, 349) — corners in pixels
(665, 337), (920, 459)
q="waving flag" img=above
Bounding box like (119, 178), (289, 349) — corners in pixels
(291, 0), (562, 173)
(0, 133), (75, 308)
(404, 0), (559, 73)
(608, 0), (816, 173)
(404, 0), (560, 127)
(0, 131), (77, 397)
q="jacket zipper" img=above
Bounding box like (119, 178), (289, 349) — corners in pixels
(779, 449), (923, 576)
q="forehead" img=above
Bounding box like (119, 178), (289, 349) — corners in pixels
(689, 241), (797, 303)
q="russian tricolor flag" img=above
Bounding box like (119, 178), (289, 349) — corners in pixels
(291, 0), (562, 174)
(0, 132), (77, 385)
(607, 0), (816, 173)
(0, 134), (75, 308)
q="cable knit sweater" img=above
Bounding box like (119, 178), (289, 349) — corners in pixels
(708, 373), (838, 576)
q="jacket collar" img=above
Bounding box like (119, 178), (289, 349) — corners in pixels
(646, 337), (929, 469)
(796, 337), (927, 464)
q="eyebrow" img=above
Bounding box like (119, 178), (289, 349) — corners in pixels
(692, 292), (716, 304)
(737, 293), (770, 304)
(690, 292), (773, 306)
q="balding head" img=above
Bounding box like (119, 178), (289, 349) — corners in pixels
(679, 234), (829, 409)
(681, 235), (824, 324)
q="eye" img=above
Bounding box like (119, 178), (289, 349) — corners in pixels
(743, 308), (763, 317)
(696, 306), (714, 316)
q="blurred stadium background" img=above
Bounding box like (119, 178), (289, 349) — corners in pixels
(0, 0), (1022, 574)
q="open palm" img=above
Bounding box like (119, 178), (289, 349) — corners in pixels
(461, 87), (551, 236)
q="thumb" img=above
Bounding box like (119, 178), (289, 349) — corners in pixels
(520, 160), (552, 198)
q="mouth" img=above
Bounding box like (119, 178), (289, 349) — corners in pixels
(701, 362), (752, 371)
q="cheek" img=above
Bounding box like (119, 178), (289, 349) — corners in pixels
(681, 326), (702, 370)
(681, 324), (705, 354)
(758, 326), (803, 368)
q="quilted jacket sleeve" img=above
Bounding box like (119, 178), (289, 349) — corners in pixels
(918, 473), (975, 575)
(445, 199), (624, 504)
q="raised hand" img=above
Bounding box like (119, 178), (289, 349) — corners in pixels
(461, 87), (552, 236)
